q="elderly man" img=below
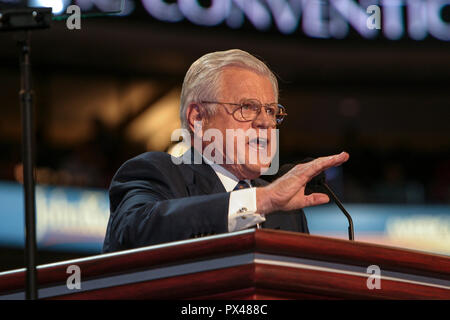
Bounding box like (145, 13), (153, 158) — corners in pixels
(103, 49), (349, 253)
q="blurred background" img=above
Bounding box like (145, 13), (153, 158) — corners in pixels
(0, 0), (449, 271)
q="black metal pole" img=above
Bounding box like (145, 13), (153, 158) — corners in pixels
(322, 183), (355, 241)
(18, 30), (38, 300)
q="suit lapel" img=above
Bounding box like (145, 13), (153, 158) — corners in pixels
(189, 162), (226, 195)
(184, 148), (226, 196)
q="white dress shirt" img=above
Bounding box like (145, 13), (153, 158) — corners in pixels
(202, 157), (266, 231)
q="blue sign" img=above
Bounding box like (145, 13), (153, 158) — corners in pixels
(0, 181), (109, 253)
(0, 181), (449, 255)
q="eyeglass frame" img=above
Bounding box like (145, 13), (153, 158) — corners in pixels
(200, 99), (288, 125)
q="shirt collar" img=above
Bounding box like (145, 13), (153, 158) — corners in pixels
(202, 156), (252, 192)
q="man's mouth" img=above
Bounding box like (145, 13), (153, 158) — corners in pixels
(248, 137), (269, 150)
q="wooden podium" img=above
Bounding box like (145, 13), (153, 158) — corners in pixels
(0, 229), (449, 299)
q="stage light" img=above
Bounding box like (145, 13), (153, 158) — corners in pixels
(28, 0), (67, 15)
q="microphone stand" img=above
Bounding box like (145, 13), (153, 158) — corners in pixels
(1, 7), (53, 300)
(1, 3), (125, 300)
(321, 182), (355, 241)
(18, 30), (38, 300)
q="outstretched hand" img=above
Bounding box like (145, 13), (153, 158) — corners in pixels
(256, 152), (350, 214)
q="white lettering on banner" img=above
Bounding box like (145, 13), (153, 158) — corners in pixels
(140, 0), (450, 41)
(329, 1), (350, 38)
(331, 0), (377, 38)
(232, 0), (272, 31)
(141, 0), (184, 22)
(265, 0), (303, 34)
(179, 0), (231, 26)
(407, 0), (428, 40)
(428, 0), (450, 41)
(382, 0), (404, 39)
(35, 187), (109, 245)
(17, 1), (450, 41)
(386, 215), (450, 253)
(303, 0), (330, 38)
(21, 1), (450, 41)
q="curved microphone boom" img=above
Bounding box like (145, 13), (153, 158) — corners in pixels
(269, 158), (355, 241)
(320, 182), (355, 241)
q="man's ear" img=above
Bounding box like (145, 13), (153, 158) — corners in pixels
(186, 103), (205, 133)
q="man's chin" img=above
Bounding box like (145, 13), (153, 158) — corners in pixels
(241, 163), (271, 180)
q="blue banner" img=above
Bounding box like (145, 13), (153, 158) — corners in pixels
(0, 181), (449, 255)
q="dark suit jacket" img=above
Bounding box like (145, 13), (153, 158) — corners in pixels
(103, 150), (309, 253)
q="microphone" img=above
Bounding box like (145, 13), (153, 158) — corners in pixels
(269, 158), (355, 241)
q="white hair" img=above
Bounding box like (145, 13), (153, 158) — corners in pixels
(179, 49), (279, 132)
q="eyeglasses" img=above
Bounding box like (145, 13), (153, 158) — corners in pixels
(200, 99), (287, 125)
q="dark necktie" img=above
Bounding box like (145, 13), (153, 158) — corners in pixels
(234, 180), (251, 191)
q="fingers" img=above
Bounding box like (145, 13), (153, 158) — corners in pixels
(263, 152), (348, 213)
(303, 193), (330, 207)
(295, 152), (349, 184)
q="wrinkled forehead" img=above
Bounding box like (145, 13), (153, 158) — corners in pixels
(216, 66), (278, 103)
